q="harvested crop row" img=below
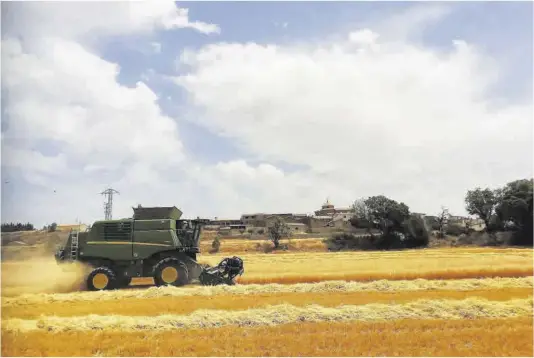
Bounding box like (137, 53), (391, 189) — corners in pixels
(5, 288), (532, 320)
(4, 297), (532, 333)
(200, 247), (532, 260)
(4, 276), (532, 307)
(235, 267), (534, 285)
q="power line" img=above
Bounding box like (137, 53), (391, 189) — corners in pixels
(100, 188), (119, 220)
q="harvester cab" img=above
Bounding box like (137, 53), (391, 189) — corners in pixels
(54, 206), (244, 291)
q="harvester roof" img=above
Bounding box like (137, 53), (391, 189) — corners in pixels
(132, 206), (183, 220)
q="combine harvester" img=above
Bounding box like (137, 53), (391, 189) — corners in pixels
(55, 206), (244, 291)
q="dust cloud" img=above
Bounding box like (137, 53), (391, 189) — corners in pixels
(1, 257), (90, 297)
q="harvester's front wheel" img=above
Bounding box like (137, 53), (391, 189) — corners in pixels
(86, 267), (117, 291)
(153, 257), (189, 287)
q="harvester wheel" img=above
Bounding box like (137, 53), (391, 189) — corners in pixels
(86, 267), (117, 291)
(153, 257), (189, 287)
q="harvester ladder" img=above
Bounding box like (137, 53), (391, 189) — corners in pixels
(70, 229), (79, 260)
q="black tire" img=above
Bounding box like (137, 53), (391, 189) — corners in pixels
(86, 267), (117, 291)
(153, 257), (189, 287)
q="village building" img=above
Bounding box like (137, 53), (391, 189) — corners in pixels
(240, 213), (267, 227)
(313, 198), (352, 216)
(206, 198), (356, 235)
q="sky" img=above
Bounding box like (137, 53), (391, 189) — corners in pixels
(1, 1), (533, 228)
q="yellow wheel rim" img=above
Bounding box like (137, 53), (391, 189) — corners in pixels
(161, 266), (178, 283)
(93, 273), (109, 289)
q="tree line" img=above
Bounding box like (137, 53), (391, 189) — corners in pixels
(343, 177), (533, 249)
(464, 178), (532, 246)
(1, 222), (35, 232)
(1, 222), (58, 233)
(266, 177), (532, 251)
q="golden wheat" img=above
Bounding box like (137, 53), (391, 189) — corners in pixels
(1, 246), (533, 356)
(237, 268), (534, 284)
(3, 297), (532, 333)
(211, 249), (534, 284)
(4, 317), (532, 357)
(3, 248), (531, 296)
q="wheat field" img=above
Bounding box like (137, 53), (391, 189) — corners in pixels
(1, 246), (533, 356)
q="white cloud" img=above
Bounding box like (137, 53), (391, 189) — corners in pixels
(1, 2), (215, 226)
(173, 28), (533, 217)
(2, 147), (68, 177)
(348, 29), (379, 45)
(183, 160), (350, 218)
(2, 37), (184, 172)
(3, 1), (220, 42)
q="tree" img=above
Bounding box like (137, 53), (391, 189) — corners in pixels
(464, 178), (533, 247)
(350, 199), (374, 231)
(48, 222), (57, 232)
(495, 179), (533, 246)
(495, 179), (533, 228)
(350, 195), (413, 249)
(465, 188), (499, 231)
(402, 214), (430, 248)
(267, 216), (291, 249)
(356, 195), (410, 236)
(436, 206), (450, 238)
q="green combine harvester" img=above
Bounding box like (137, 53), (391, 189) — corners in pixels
(54, 206), (244, 291)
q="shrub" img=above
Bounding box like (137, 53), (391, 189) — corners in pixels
(402, 214), (430, 248)
(445, 224), (467, 236)
(456, 231), (513, 247)
(210, 235), (221, 253)
(325, 214), (429, 251)
(324, 233), (377, 251)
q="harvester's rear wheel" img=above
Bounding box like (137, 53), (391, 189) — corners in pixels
(86, 267), (117, 291)
(153, 257), (189, 287)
